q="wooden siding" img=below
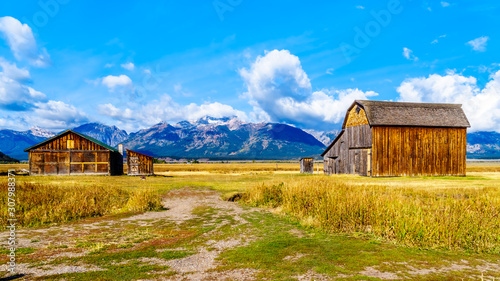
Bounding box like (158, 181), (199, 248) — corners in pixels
(300, 158), (314, 174)
(345, 105), (369, 127)
(323, 125), (372, 176)
(127, 150), (154, 176)
(371, 127), (467, 177)
(29, 150), (111, 175)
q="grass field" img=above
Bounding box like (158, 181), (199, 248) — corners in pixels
(1, 161), (500, 280)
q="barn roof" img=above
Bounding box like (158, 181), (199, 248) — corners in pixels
(320, 130), (344, 157)
(24, 129), (118, 152)
(343, 100), (471, 129)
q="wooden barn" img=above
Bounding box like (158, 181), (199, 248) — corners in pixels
(24, 130), (123, 176)
(322, 100), (470, 177)
(300, 157), (314, 174)
(126, 149), (154, 176)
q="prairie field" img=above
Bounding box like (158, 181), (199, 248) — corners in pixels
(1, 161), (500, 280)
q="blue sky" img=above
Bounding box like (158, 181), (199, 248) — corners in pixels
(0, 0), (499, 132)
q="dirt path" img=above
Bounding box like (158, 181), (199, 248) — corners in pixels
(0, 187), (263, 280)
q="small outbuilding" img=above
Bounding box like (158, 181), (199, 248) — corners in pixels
(300, 157), (314, 174)
(322, 100), (470, 177)
(24, 130), (123, 176)
(126, 149), (154, 176)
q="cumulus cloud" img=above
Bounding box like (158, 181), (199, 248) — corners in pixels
(467, 36), (489, 52)
(0, 16), (51, 67)
(397, 70), (500, 132)
(403, 47), (418, 61)
(24, 100), (89, 129)
(240, 49), (377, 129)
(98, 95), (248, 131)
(121, 62), (135, 71)
(0, 58), (30, 81)
(101, 74), (133, 92)
(0, 58), (46, 111)
(441, 2), (450, 7)
(356, 5), (365, 9)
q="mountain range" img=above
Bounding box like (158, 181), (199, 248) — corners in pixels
(122, 116), (325, 160)
(0, 116), (499, 161)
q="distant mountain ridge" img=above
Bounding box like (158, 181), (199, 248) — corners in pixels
(1, 117), (499, 160)
(72, 123), (128, 147)
(123, 116), (325, 159)
(0, 128), (55, 160)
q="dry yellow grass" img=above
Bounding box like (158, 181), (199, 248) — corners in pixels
(246, 175), (500, 252)
(0, 180), (163, 227)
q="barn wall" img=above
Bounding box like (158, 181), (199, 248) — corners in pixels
(127, 150), (154, 176)
(371, 127), (467, 177)
(323, 124), (372, 176)
(29, 150), (111, 175)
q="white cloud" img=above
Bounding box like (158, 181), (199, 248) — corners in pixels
(121, 62), (135, 71)
(101, 74), (133, 92)
(0, 57), (30, 82)
(356, 5), (365, 9)
(326, 68), (334, 75)
(104, 63), (113, 68)
(0, 16), (51, 67)
(25, 100), (89, 130)
(240, 49), (377, 129)
(431, 34), (446, 44)
(0, 64), (46, 111)
(397, 70), (500, 132)
(98, 95), (248, 131)
(467, 36), (489, 52)
(441, 2), (450, 7)
(402, 47), (418, 61)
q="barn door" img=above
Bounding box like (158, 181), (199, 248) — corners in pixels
(129, 156), (140, 175)
(353, 149), (371, 176)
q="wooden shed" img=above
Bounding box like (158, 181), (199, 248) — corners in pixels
(24, 130), (123, 176)
(300, 157), (314, 174)
(322, 100), (470, 177)
(126, 149), (154, 176)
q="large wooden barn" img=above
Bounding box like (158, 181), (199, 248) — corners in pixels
(322, 100), (470, 177)
(24, 130), (123, 176)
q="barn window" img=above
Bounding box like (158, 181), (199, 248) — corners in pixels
(356, 106), (361, 114)
(67, 140), (74, 149)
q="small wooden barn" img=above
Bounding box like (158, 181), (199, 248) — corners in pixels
(126, 149), (154, 176)
(24, 130), (123, 176)
(322, 100), (470, 177)
(300, 157), (314, 174)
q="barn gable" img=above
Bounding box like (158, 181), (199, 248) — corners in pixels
(343, 104), (369, 128)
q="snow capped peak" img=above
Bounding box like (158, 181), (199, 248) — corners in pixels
(28, 126), (55, 138)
